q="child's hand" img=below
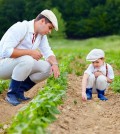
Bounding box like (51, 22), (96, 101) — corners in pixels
(82, 92), (87, 101)
(94, 71), (103, 78)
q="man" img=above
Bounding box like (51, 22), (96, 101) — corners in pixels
(0, 9), (60, 106)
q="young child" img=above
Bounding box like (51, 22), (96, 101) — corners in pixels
(82, 49), (114, 101)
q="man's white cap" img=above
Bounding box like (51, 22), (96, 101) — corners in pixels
(86, 49), (105, 61)
(41, 9), (58, 31)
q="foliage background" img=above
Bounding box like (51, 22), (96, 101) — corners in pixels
(0, 0), (120, 39)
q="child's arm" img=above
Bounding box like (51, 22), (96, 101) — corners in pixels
(106, 77), (113, 83)
(82, 73), (89, 101)
(106, 64), (114, 83)
(94, 71), (113, 83)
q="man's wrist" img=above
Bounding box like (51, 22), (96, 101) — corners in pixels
(52, 62), (58, 65)
(52, 62), (59, 66)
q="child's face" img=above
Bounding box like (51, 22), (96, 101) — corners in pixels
(92, 58), (104, 68)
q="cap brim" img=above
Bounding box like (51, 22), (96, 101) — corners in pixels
(55, 27), (58, 31)
(86, 58), (98, 62)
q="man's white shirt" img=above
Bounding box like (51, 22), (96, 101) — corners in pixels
(0, 19), (54, 59)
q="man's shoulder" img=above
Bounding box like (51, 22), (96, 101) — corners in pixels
(12, 20), (29, 28)
(8, 20), (29, 34)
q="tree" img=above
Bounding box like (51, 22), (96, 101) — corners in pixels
(25, 0), (52, 20)
(49, 8), (66, 39)
(51, 0), (120, 38)
(0, 0), (25, 38)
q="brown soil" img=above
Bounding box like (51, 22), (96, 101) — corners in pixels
(0, 74), (120, 134)
(0, 81), (45, 133)
(49, 74), (120, 134)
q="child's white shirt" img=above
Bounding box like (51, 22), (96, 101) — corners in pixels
(84, 62), (114, 79)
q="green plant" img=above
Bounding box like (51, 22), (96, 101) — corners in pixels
(8, 54), (74, 134)
(49, 8), (66, 39)
(111, 76), (120, 93)
(0, 80), (9, 94)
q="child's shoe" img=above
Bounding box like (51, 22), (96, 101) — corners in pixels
(97, 89), (108, 101)
(86, 88), (92, 100)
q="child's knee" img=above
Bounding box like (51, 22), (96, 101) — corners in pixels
(88, 74), (95, 81)
(96, 75), (107, 83)
(87, 74), (95, 88)
(96, 75), (107, 90)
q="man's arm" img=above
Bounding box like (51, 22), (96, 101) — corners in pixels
(47, 55), (60, 78)
(1, 21), (28, 58)
(46, 55), (58, 65)
(11, 48), (43, 60)
(39, 36), (60, 78)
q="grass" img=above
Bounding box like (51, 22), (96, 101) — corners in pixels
(49, 35), (120, 50)
(111, 76), (120, 93)
(49, 35), (120, 92)
(0, 35), (120, 93)
(0, 80), (9, 94)
(6, 35), (120, 133)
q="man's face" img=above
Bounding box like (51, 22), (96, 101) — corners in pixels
(92, 58), (104, 68)
(37, 18), (54, 35)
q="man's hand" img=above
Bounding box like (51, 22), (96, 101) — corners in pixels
(30, 50), (43, 60)
(11, 49), (43, 59)
(51, 64), (60, 78)
(94, 71), (103, 78)
(46, 55), (60, 78)
(82, 92), (87, 101)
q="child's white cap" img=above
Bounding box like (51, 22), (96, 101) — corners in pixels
(41, 9), (58, 31)
(86, 49), (105, 61)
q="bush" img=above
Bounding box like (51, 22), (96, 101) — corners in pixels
(49, 8), (66, 39)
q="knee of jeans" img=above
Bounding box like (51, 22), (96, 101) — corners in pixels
(96, 75), (107, 83)
(19, 55), (34, 69)
(41, 61), (51, 73)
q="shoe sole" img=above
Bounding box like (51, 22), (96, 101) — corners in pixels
(5, 97), (20, 106)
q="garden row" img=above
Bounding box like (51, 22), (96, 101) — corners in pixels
(7, 55), (74, 134)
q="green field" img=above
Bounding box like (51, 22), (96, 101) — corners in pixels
(1, 35), (120, 133)
(49, 35), (120, 92)
(1, 35), (120, 93)
(50, 35), (120, 70)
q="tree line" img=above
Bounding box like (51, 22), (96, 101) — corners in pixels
(0, 0), (120, 39)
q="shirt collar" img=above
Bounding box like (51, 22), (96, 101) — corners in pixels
(28, 19), (43, 39)
(28, 19), (35, 33)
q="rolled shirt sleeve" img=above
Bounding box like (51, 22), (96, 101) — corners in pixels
(0, 21), (27, 58)
(39, 35), (55, 59)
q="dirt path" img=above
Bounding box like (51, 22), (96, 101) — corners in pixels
(0, 81), (45, 133)
(49, 74), (120, 134)
(0, 74), (120, 134)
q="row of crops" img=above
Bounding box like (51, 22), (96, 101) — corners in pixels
(7, 55), (75, 134)
(0, 35), (120, 133)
